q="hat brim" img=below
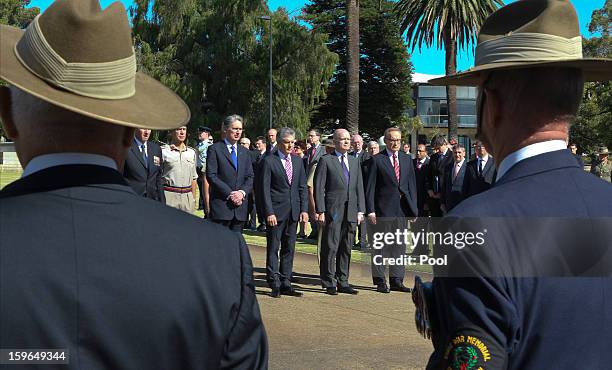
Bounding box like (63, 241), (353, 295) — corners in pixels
(0, 25), (190, 130)
(428, 58), (612, 86)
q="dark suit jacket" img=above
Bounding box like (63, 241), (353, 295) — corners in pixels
(260, 152), (308, 222)
(426, 149), (453, 193)
(365, 150), (418, 217)
(123, 140), (165, 202)
(429, 150), (612, 370)
(442, 160), (467, 211)
(0, 165), (267, 370)
(413, 157), (431, 211)
(463, 156), (496, 198)
(314, 153), (365, 223)
(306, 144), (325, 170)
(206, 141), (254, 221)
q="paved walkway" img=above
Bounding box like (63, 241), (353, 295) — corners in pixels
(249, 245), (434, 370)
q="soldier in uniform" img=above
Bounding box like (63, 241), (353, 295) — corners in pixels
(418, 1), (612, 369)
(591, 147), (611, 182)
(161, 126), (198, 213)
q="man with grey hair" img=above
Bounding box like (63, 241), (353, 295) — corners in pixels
(0, 1), (267, 367)
(314, 129), (365, 295)
(367, 140), (380, 156)
(422, 1), (612, 368)
(206, 114), (254, 232)
(260, 127), (309, 298)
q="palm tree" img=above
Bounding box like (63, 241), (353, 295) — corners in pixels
(395, 0), (503, 139)
(346, 0), (360, 135)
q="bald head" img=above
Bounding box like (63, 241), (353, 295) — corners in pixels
(0, 86), (134, 169)
(333, 129), (351, 154)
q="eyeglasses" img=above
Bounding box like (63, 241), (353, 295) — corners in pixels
(386, 139), (401, 143)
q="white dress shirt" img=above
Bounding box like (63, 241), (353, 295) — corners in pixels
(496, 140), (567, 182)
(23, 153), (117, 178)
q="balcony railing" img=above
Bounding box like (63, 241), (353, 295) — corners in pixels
(418, 115), (477, 128)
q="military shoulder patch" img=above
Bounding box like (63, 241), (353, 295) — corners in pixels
(444, 332), (493, 370)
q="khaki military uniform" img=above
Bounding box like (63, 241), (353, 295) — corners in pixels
(591, 159), (611, 182)
(161, 144), (198, 213)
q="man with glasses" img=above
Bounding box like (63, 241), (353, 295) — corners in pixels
(206, 115), (254, 232)
(365, 127), (417, 293)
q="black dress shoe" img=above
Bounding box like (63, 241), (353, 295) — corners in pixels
(325, 287), (338, 295)
(270, 287), (281, 298)
(337, 286), (358, 295)
(256, 225), (267, 232)
(390, 284), (411, 293)
(280, 287), (303, 297)
(376, 283), (390, 293)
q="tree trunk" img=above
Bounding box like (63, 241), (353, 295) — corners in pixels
(346, 0), (359, 135)
(444, 28), (458, 140)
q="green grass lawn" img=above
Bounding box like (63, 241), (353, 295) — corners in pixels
(0, 166), (431, 273)
(0, 167), (22, 189)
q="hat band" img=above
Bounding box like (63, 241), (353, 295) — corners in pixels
(14, 15), (137, 100)
(475, 33), (582, 66)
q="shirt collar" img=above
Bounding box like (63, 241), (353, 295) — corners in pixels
(496, 140), (567, 182)
(23, 153), (118, 178)
(335, 150), (347, 158)
(478, 154), (489, 162)
(278, 151), (291, 160)
(387, 149), (398, 157)
(224, 139), (236, 149)
(133, 137), (147, 148)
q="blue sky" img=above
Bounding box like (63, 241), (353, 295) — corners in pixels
(30, 0), (605, 75)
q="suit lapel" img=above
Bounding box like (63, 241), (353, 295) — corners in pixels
(220, 142), (236, 170)
(330, 155), (348, 186)
(483, 158), (494, 177)
(131, 142), (147, 169)
(381, 151), (399, 185)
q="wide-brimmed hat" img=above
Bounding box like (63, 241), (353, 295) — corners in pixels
(599, 147), (610, 155)
(0, 0), (190, 129)
(429, 0), (612, 86)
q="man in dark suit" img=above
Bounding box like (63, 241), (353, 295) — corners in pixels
(123, 128), (165, 202)
(314, 129), (365, 295)
(252, 136), (268, 232)
(260, 127), (309, 298)
(266, 128), (277, 154)
(568, 142), (584, 168)
(411, 143), (431, 255)
(305, 128), (325, 239)
(424, 1), (612, 368)
(350, 134), (370, 250)
(365, 127), (418, 293)
(426, 136), (453, 217)
(463, 141), (496, 198)
(441, 144), (467, 213)
(0, 2), (267, 368)
(206, 115), (254, 232)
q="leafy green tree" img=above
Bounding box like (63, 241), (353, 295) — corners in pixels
(395, 0), (503, 140)
(303, 0), (414, 138)
(572, 0), (612, 156)
(0, 0), (38, 28)
(130, 0), (336, 141)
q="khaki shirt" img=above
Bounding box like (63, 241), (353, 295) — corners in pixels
(161, 144), (198, 187)
(307, 162), (318, 188)
(592, 159), (611, 182)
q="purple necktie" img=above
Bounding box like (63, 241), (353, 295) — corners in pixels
(341, 154), (349, 184)
(284, 156), (292, 185)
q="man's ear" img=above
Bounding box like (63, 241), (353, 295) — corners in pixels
(0, 86), (18, 140)
(483, 87), (502, 129)
(122, 126), (135, 148)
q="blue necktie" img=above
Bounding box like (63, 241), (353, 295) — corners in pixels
(231, 145), (238, 170)
(141, 144), (148, 168)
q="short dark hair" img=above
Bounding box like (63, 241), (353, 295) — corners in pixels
(294, 140), (307, 151)
(255, 136), (265, 143)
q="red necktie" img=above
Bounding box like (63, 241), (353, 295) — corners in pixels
(393, 153), (400, 183)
